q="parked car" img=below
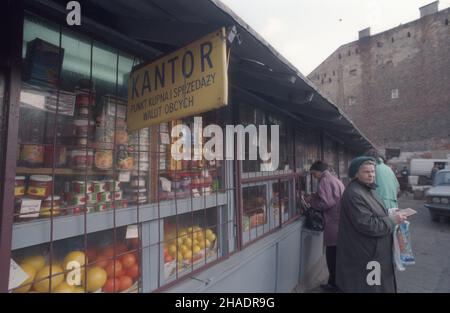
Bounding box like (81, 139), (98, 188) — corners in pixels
(424, 170), (450, 222)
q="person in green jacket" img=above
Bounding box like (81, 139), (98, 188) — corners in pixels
(365, 149), (400, 210)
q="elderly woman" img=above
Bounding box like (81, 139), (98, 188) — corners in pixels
(336, 156), (407, 293)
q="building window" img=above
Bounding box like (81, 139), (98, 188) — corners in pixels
(348, 51), (351, 56)
(338, 53), (341, 59)
(391, 37), (394, 43)
(377, 42), (382, 48)
(321, 79), (324, 84)
(332, 70), (336, 76)
(328, 78), (332, 83)
(348, 97), (356, 106)
(391, 89), (399, 99)
(407, 32), (411, 38)
(445, 19), (449, 26)
(355, 48), (359, 54)
(349, 69), (357, 76)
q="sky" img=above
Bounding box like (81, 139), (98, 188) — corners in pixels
(219, 0), (450, 75)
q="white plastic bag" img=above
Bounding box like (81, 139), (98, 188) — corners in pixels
(393, 221), (415, 270)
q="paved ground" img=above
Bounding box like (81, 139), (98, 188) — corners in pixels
(302, 193), (450, 293)
(396, 193), (450, 293)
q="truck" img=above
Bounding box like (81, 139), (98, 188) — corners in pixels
(410, 159), (449, 177)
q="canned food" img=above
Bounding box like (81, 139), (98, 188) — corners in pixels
(70, 193), (86, 206)
(71, 149), (94, 169)
(93, 181), (107, 193)
(74, 119), (95, 137)
(131, 178), (146, 188)
(72, 181), (94, 194)
(97, 192), (112, 203)
(94, 150), (113, 170)
(104, 180), (121, 191)
(15, 176), (26, 198)
(20, 144), (44, 167)
(40, 195), (61, 217)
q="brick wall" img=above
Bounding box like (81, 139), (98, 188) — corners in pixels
(308, 8), (450, 153)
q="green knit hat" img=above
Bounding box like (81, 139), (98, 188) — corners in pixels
(348, 156), (376, 178)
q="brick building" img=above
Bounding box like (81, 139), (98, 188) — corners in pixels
(308, 2), (450, 157)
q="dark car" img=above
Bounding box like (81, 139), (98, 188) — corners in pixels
(425, 170), (450, 222)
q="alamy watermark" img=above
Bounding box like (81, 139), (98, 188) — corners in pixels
(170, 117), (280, 170)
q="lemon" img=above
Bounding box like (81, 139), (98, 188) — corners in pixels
(33, 264), (64, 292)
(21, 255), (46, 272)
(53, 281), (75, 293)
(63, 251), (87, 272)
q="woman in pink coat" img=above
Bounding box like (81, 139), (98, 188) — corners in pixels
(308, 161), (345, 291)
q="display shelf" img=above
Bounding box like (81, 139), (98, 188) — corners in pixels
(12, 193), (227, 250)
(16, 167), (114, 176)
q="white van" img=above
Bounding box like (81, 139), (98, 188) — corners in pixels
(410, 159), (450, 178)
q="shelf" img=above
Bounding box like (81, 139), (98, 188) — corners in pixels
(16, 167), (115, 175)
(12, 193), (228, 250)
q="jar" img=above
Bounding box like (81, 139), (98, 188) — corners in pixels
(44, 145), (67, 168)
(76, 104), (93, 119)
(131, 151), (149, 162)
(75, 89), (95, 106)
(15, 176), (26, 198)
(40, 195), (61, 217)
(131, 188), (147, 204)
(71, 149), (94, 169)
(20, 144), (44, 167)
(27, 175), (53, 199)
(131, 178), (146, 188)
(72, 181), (94, 194)
(95, 150), (113, 170)
(181, 177), (191, 189)
(74, 119), (95, 138)
(115, 130), (128, 145)
(133, 161), (149, 171)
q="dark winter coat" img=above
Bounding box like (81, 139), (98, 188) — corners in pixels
(336, 179), (397, 293)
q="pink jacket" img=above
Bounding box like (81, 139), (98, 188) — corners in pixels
(310, 170), (345, 246)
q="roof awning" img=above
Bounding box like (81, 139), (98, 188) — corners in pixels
(32, 0), (375, 152)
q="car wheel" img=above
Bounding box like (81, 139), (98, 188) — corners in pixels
(430, 211), (440, 222)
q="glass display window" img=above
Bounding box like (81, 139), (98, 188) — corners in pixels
(9, 226), (140, 293)
(162, 206), (222, 282)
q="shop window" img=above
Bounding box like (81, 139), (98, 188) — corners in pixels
(163, 206), (222, 283)
(242, 184), (269, 244)
(391, 89), (399, 99)
(10, 15), (231, 293)
(349, 69), (357, 76)
(271, 180), (294, 224)
(10, 226), (140, 293)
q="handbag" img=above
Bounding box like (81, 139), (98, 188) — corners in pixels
(301, 195), (325, 231)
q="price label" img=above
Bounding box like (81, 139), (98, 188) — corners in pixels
(160, 177), (172, 192)
(160, 133), (170, 145)
(9, 259), (29, 290)
(126, 224), (139, 239)
(119, 171), (131, 182)
(192, 188), (201, 198)
(20, 199), (41, 218)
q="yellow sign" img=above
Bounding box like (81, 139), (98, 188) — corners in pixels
(127, 27), (228, 130)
